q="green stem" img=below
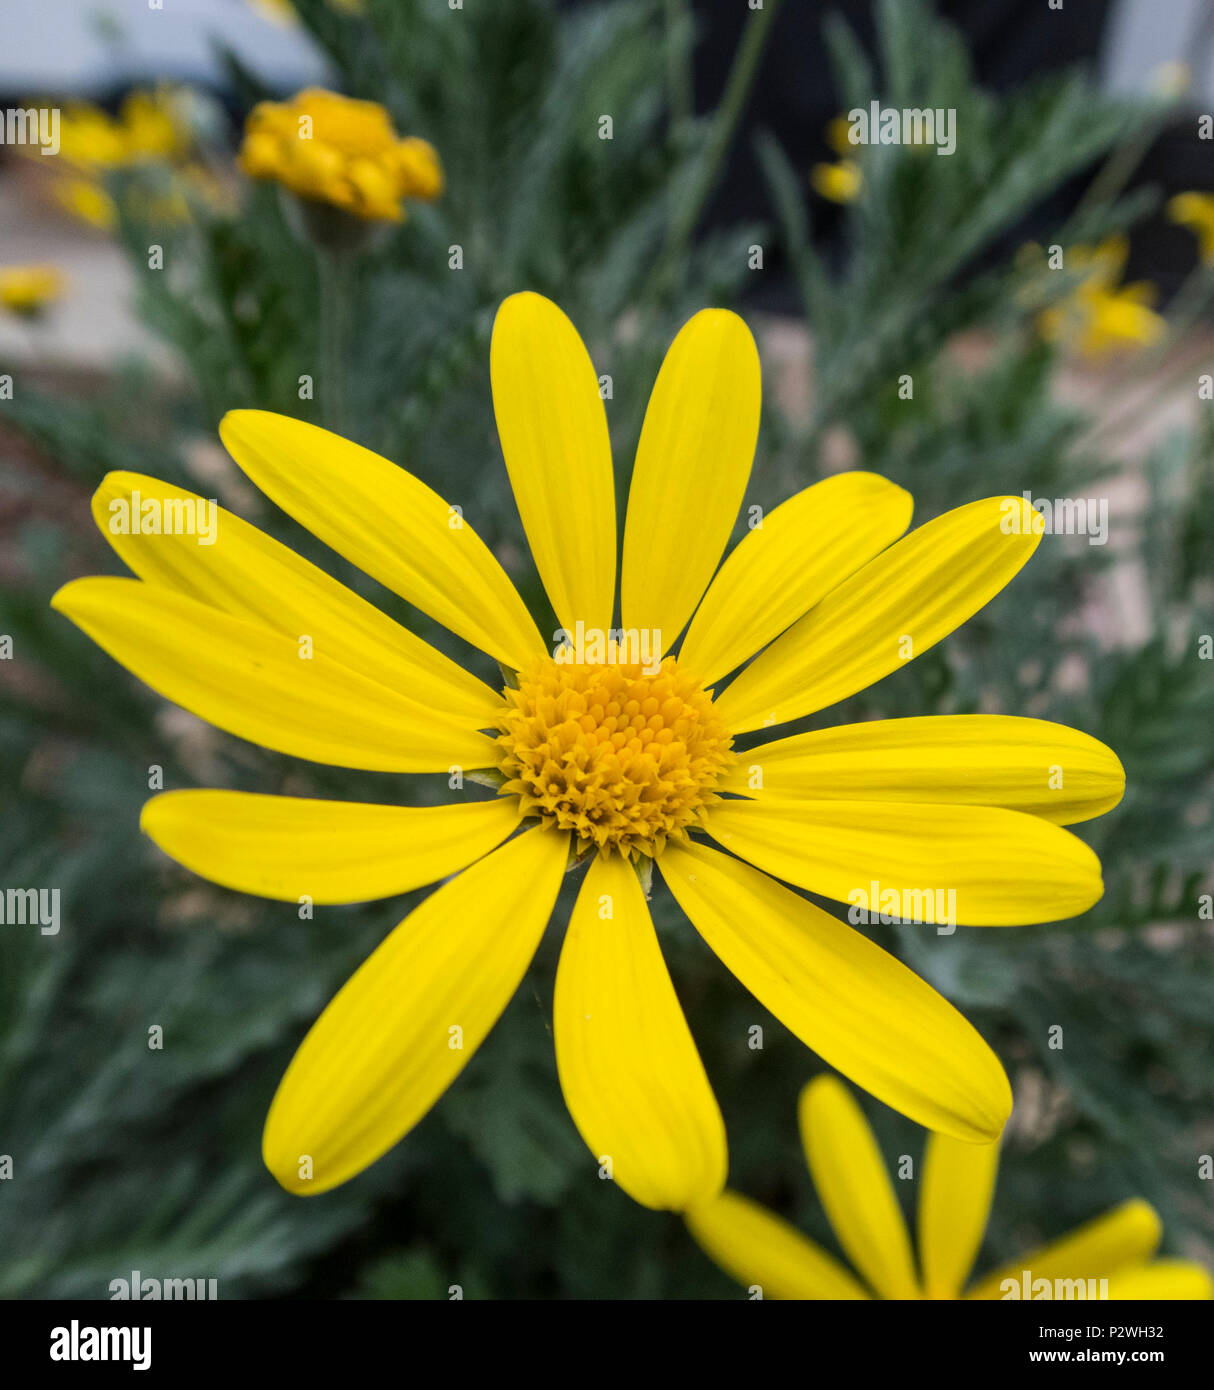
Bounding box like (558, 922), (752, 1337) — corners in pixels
(1069, 90), (1181, 233)
(1076, 331), (1214, 453)
(317, 246), (349, 434)
(654, 0), (782, 295)
(664, 0), (695, 139)
(1134, 263), (1214, 374)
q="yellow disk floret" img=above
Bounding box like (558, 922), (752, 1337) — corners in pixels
(495, 657), (733, 859)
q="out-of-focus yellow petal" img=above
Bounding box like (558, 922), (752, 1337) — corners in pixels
(50, 577), (493, 772)
(715, 495), (1043, 733)
(490, 293), (616, 636)
(704, 798), (1104, 925)
(798, 1076), (919, 1299)
(263, 826), (567, 1195)
(721, 714), (1125, 825)
(918, 1132), (1000, 1299)
(219, 411), (546, 670)
(141, 791), (520, 903)
(685, 1189), (869, 1300)
(679, 472), (912, 686)
(554, 853), (726, 1211)
(92, 471), (501, 726)
(1104, 1261), (1214, 1300)
(621, 309), (760, 649)
(659, 841), (1011, 1143)
(968, 1199), (1163, 1300)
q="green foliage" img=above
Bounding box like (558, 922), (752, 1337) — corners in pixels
(1, 0), (1210, 1300)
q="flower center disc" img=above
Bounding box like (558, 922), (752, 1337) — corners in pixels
(494, 656), (733, 859)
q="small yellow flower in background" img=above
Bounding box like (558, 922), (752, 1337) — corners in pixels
(811, 158), (862, 203)
(28, 88), (194, 233)
(687, 1075), (1213, 1300)
(239, 87), (442, 222)
(52, 292), (1122, 1208)
(1168, 191), (1214, 266)
(1037, 236), (1164, 357)
(52, 176), (118, 232)
(0, 264), (65, 316)
(56, 89), (187, 170)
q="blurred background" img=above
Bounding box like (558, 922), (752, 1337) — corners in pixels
(1, 0), (1212, 1299)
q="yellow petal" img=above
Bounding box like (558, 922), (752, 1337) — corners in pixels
(679, 472), (912, 685)
(93, 471), (500, 725)
(1104, 1261), (1214, 1300)
(141, 791), (520, 903)
(798, 1075), (919, 1299)
(219, 410), (546, 669)
(918, 1132), (1000, 1298)
(721, 714), (1125, 825)
(51, 577), (493, 773)
(659, 841), (1011, 1142)
(554, 853), (726, 1210)
(715, 495), (1043, 733)
(263, 826), (567, 1194)
(705, 798), (1104, 925)
(685, 1189), (869, 1299)
(621, 309), (760, 647)
(490, 293), (616, 635)
(968, 1199), (1162, 1299)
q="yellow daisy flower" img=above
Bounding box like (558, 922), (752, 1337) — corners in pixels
(0, 264), (65, 316)
(51, 293), (1122, 1208)
(687, 1075), (1213, 1300)
(1168, 191), (1214, 267)
(238, 88), (442, 222)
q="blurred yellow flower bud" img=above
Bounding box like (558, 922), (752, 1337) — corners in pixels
(811, 160), (862, 203)
(237, 88), (443, 223)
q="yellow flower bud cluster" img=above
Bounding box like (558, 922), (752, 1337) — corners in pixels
(239, 88), (442, 222)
